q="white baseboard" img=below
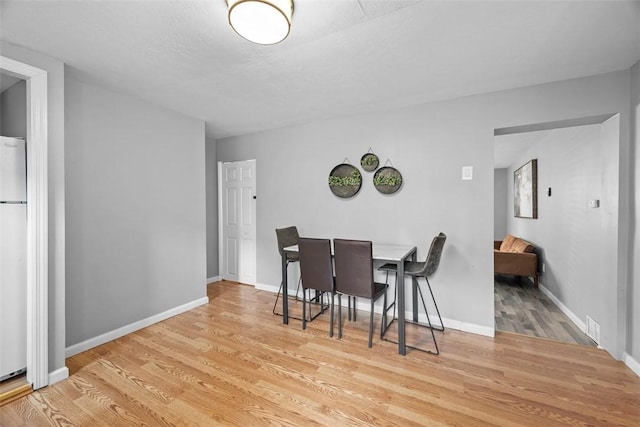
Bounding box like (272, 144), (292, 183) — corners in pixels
(404, 311), (494, 337)
(48, 366), (69, 385)
(623, 352), (640, 377)
(65, 296), (209, 358)
(255, 282), (281, 293)
(539, 284), (587, 332)
(457, 321), (495, 337)
(207, 276), (222, 283)
(258, 282), (492, 337)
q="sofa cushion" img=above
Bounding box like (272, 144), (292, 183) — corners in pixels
(499, 234), (517, 252)
(511, 238), (535, 253)
(499, 234), (534, 253)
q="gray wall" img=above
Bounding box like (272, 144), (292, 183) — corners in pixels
(65, 77), (206, 346)
(503, 123), (618, 350)
(217, 70), (631, 344)
(630, 60), (639, 363)
(206, 137), (218, 279)
(1, 41), (66, 376)
(0, 79), (26, 138)
(493, 168), (508, 240)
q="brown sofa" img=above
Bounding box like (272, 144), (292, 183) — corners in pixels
(494, 234), (539, 287)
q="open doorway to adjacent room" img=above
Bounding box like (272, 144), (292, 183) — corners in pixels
(493, 115), (620, 349)
(1, 55), (50, 394)
(0, 72), (31, 404)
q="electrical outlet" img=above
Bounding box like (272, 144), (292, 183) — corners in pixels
(586, 316), (600, 345)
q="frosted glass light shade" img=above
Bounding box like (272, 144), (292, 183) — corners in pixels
(228, 0), (293, 45)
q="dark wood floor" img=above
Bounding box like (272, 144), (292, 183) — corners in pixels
(494, 275), (596, 347)
(2, 280), (638, 426)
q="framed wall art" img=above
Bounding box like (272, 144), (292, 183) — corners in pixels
(514, 159), (537, 219)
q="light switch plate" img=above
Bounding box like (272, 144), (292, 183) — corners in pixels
(462, 166), (473, 180)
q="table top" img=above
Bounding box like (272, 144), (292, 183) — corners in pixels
(284, 242), (416, 262)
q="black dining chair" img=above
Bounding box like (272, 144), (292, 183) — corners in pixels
(298, 238), (335, 336)
(272, 226), (302, 318)
(378, 232), (447, 354)
(334, 239), (388, 348)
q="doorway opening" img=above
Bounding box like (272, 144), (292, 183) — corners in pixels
(0, 56), (49, 390)
(493, 114), (620, 351)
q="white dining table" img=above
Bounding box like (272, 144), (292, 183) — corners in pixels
(281, 242), (417, 355)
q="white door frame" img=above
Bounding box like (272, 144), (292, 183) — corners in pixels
(217, 160), (257, 285)
(0, 56), (49, 389)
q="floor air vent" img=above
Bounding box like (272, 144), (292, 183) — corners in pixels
(586, 316), (600, 345)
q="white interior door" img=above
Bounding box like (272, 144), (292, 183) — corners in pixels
(220, 160), (256, 284)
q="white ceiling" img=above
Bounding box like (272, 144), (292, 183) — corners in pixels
(494, 123), (601, 169)
(494, 130), (550, 169)
(1, 1), (639, 140)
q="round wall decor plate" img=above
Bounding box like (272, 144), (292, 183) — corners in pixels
(373, 166), (402, 194)
(360, 153), (379, 172)
(328, 163), (362, 198)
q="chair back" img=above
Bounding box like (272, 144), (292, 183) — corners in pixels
(298, 238), (334, 293)
(334, 239), (374, 299)
(420, 232), (447, 276)
(275, 226), (299, 257)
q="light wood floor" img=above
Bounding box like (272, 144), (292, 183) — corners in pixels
(1, 280), (639, 426)
(494, 275), (596, 347)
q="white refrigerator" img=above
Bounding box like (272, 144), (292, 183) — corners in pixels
(0, 136), (27, 382)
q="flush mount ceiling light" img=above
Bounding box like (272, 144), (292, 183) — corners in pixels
(227, 0), (293, 45)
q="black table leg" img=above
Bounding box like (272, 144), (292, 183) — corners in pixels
(281, 254), (288, 324)
(397, 258), (406, 355)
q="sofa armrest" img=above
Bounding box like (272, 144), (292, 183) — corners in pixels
(494, 251), (537, 276)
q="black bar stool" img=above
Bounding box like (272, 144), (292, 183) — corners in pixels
(379, 232), (447, 355)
